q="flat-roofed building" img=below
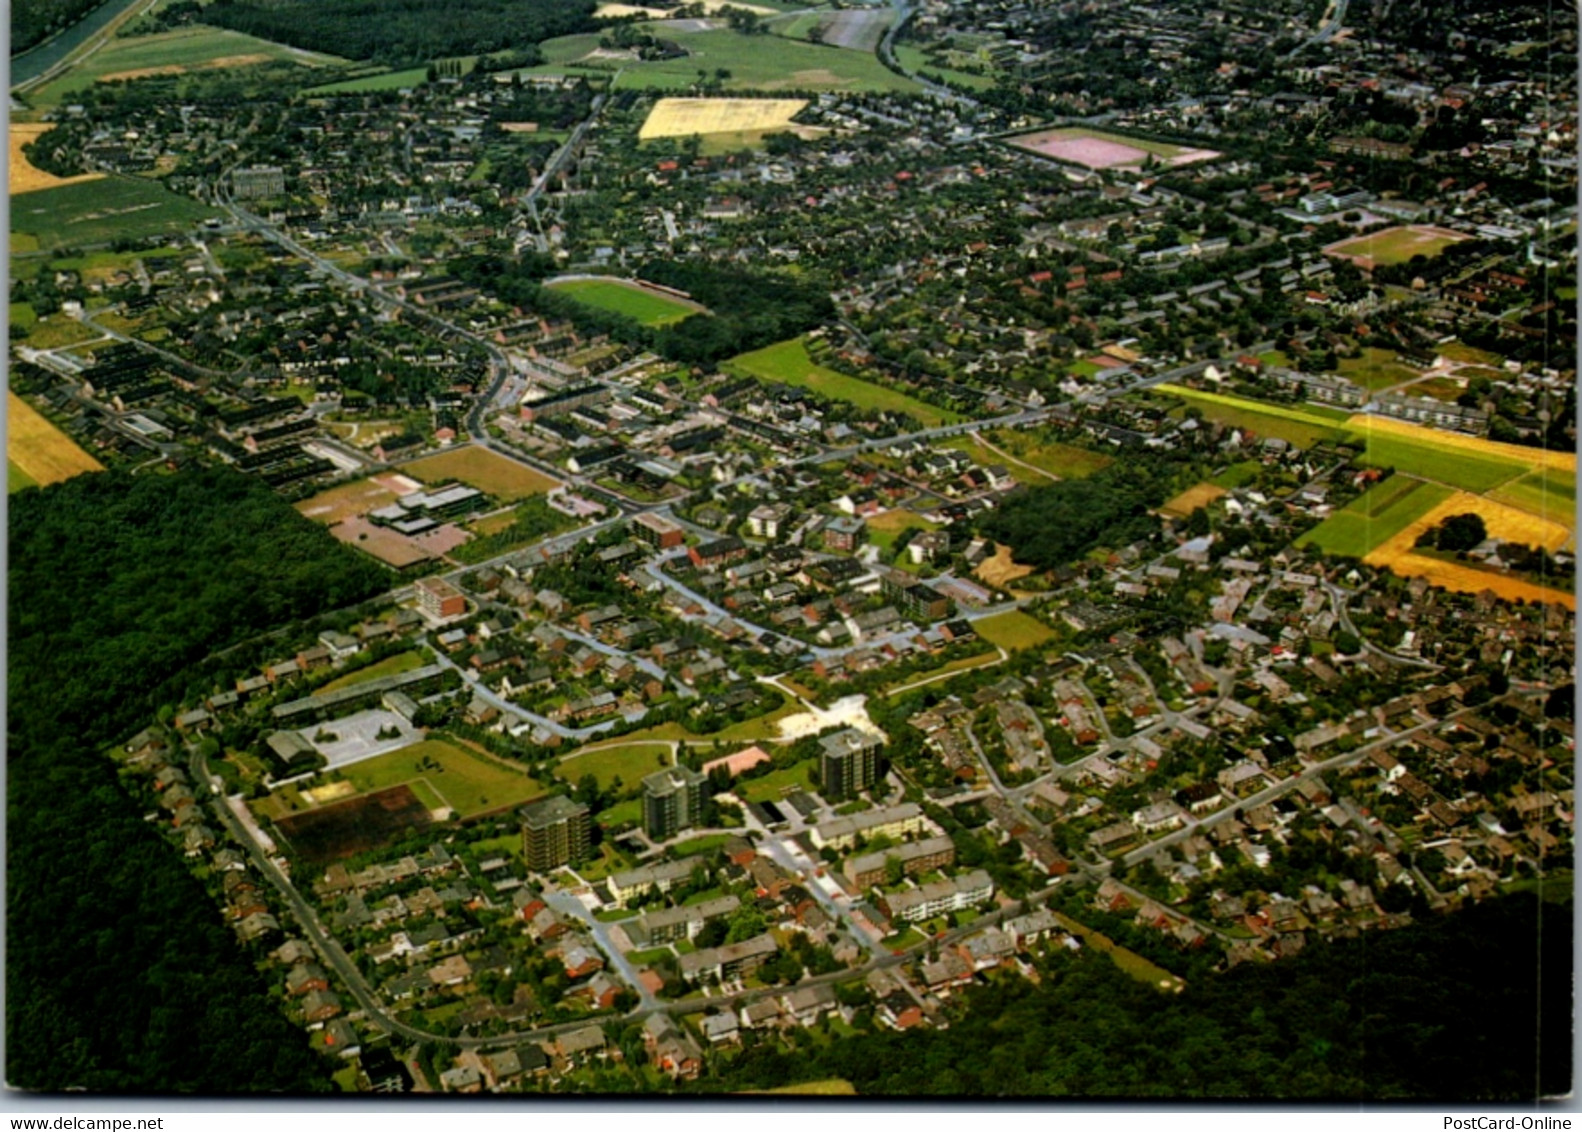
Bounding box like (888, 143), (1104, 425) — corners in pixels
(809, 803), (926, 851)
(520, 795), (590, 872)
(879, 869), (994, 923)
(845, 834), (956, 890)
(643, 765), (707, 842)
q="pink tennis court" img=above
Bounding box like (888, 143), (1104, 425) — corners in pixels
(1006, 127), (1221, 171)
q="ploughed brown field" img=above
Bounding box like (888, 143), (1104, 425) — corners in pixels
(273, 784), (433, 865)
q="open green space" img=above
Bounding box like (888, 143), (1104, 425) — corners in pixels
(1350, 433), (1526, 493)
(547, 278), (702, 326)
(1435, 340), (1504, 366)
(339, 737), (546, 818)
(555, 743), (671, 792)
(1297, 477), (1454, 558)
(9, 302), (39, 331)
(727, 338), (962, 427)
(864, 508), (939, 551)
(752, 1078), (858, 1095)
(27, 25), (349, 106)
(979, 429), (1113, 479)
(596, 798), (642, 828)
(11, 176), (219, 251)
(971, 610), (1055, 652)
(735, 758), (816, 802)
(1336, 348), (1422, 392)
(1209, 461), (1262, 489)
(1325, 226), (1468, 267)
(1490, 469), (1577, 519)
(317, 650), (424, 693)
(672, 833), (730, 857)
(9, 461), (40, 492)
(1158, 385), (1346, 449)
(1053, 911), (1185, 992)
(517, 28), (918, 92)
(304, 66), (429, 95)
(892, 44), (996, 90)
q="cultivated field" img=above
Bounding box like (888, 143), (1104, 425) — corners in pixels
(28, 26), (348, 106)
(1323, 225), (1471, 270)
(1490, 469), (1577, 521)
(7, 391), (104, 487)
(1004, 127), (1220, 171)
(1343, 414), (1577, 475)
(294, 475), (407, 524)
(639, 97), (807, 141)
(516, 29), (919, 93)
(401, 444), (561, 499)
(816, 8), (895, 51)
(545, 276), (705, 326)
(9, 176), (219, 251)
(305, 66), (429, 96)
(1160, 482), (1227, 518)
(342, 738), (547, 819)
(972, 610), (1056, 652)
(272, 784), (434, 865)
(1159, 385), (1345, 449)
(1363, 491), (1574, 608)
(9, 125), (104, 195)
(9, 462), (39, 492)
(1298, 477), (1454, 559)
(727, 338), (963, 427)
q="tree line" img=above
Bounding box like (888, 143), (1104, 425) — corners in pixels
(8, 468), (390, 1091)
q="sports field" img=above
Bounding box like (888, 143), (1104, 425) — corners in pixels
(1160, 482), (1227, 519)
(1004, 126), (1220, 171)
(555, 743), (672, 792)
(1323, 225), (1470, 270)
(10, 176), (219, 251)
(401, 444), (561, 499)
(294, 475), (411, 524)
(972, 610), (1056, 652)
(27, 26), (347, 106)
(545, 277), (705, 327)
(9, 125), (104, 195)
(639, 97), (807, 141)
(727, 338), (963, 428)
(1298, 477), (1454, 558)
(7, 392), (104, 488)
(341, 738), (547, 819)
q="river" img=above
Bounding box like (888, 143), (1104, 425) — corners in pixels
(10, 0), (150, 90)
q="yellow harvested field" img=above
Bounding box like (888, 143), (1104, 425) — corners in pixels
(99, 53), (272, 82)
(301, 781), (357, 805)
(975, 542), (1033, 588)
(639, 98), (808, 141)
(1344, 414), (1576, 474)
(10, 125), (105, 195)
(1364, 491), (1574, 609)
(7, 392), (104, 485)
(294, 475), (412, 524)
(1160, 482), (1227, 518)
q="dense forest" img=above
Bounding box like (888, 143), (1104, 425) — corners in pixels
(980, 458), (1178, 571)
(8, 469), (389, 1091)
(201, 0), (597, 66)
(450, 255), (836, 367)
(11, 0), (105, 57)
(705, 894), (1572, 1099)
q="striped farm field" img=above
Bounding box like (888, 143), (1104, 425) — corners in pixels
(1158, 384), (1345, 449)
(1297, 477), (1453, 559)
(7, 392), (103, 488)
(1342, 414), (1576, 475)
(639, 97), (808, 141)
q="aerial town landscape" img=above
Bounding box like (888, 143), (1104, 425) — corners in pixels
(5, 0), (1576, 1101)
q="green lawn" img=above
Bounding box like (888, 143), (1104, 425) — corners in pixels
(672, 833), (730, 857)
(11, 176), (218, 251)
(318, 650), (424, 693)
(339, 738), (546, 818)
(547, 278), (701, 326)
(735, 758), (816, 802)
(1337, 348), (1422, 392)
(1297, 477), (1454, 558)
(726, 338), (963, 427)
(1209, 461), (1262, 489)
(597, 798), (643, 828)
(971, 610), (1055, 652)
(516, 28), (919, 92)
(9, 302), (38, 331)
(555, 743), (672, 793)
(892, 44), (996, 90)
(1053, 911), (1185, 992)
(980, 430), (1112, 479)
(8, 461), (39, 493)
(865, 508), (939, 551)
